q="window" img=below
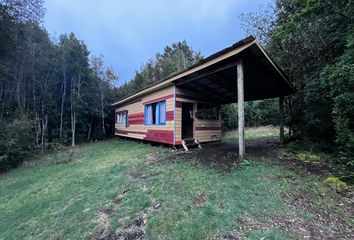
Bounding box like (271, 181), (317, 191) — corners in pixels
(144, 101), (166, 125)
(116, 111), (128, 126)
(196, 103), (219, 120)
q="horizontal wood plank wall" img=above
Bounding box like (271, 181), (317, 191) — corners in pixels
(175, 87), (222, 144)
(115, 86), (175, 144)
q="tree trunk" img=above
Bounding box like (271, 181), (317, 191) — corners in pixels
(60, 66), (67, 139)
(70, 77), (76, 147)
(36, 112), (41, 147)
(288, 96), (293, 136)
(100, 88), (105, 136)
(87, 121), (92, 141)
(41, 113), (48, 151)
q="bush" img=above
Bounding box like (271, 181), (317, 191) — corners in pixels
(0, 117), (35, 171)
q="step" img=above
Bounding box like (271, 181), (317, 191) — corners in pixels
(181, 139), (202, 151)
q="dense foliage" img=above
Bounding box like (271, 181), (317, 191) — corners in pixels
(0, 0), (119, 169)
(221, 100), (280, 132)
(240, 0), (354, 159)
(0, 0), (204, 169)
(0, 116), (34, 170)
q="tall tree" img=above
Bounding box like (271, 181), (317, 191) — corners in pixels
(240, 0), (354, 157)
(91, 55), (118, 136)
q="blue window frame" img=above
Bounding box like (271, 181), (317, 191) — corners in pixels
(144, 100), (166, 125)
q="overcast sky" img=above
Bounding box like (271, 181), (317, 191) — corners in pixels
(44, 0), (273, 84)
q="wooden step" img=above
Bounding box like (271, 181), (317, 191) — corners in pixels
(181, 139), (202, 151)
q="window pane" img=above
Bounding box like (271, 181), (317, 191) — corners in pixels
(159, 101), (166, 124)
(150, 103), (155, 124)
(146, 105), (153, 124)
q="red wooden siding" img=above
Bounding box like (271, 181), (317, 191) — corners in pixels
(143, 94), (174, 105)
(175, 101), (182, 108)
(166, 111), (174, 121)
(115, 129), (146, 135)
(128, 113), (144, 125)
(144, 130), (174, 144)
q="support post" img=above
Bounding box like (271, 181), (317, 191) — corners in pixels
(237, 62), (245, 159)
(279, 96), (284, 145)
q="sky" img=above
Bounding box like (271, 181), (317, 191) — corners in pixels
(44, 0), (273, 85)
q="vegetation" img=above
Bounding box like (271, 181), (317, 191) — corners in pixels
(116, 40), (203, 97)
(238, 0), (354, 167)
(222, 126), (279, 143)
(0, 116), (35, 170)
(221, 100), (280, 132)
(0, 0), (119, 168)
(0, 0), (202, 170)
(0, 130), (352, 239)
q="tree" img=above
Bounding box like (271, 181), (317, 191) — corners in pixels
(240, 0), (354, 157)
(117, 40), (203, 98)
(91, 55), (118, 137)
(0, 1), (119, 168)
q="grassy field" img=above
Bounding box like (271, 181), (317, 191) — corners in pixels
(0, 127), (353, 239)
(222, 126), (280, 144)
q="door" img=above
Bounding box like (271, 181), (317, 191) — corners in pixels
(182, 102), (194, 139)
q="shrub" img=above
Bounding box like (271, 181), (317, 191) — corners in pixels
(324, 177), (348, 192)
(0, 117), (35, 171)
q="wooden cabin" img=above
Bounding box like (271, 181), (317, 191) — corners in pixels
(112, 36), (294, 153)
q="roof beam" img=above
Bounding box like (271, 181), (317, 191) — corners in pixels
(187, 82), (228, 102)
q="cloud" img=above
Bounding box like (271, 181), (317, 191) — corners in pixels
(44, 0), (270, 83)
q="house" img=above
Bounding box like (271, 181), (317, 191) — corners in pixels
(112, 36), (295, 156)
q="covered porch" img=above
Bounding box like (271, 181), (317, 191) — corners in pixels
(171, 36), (295, 158)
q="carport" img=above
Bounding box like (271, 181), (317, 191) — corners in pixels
(170, 36), (295, 158)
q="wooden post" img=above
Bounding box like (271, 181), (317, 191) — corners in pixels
(237, 62), (245, 159)
(279, 96), (284, 144)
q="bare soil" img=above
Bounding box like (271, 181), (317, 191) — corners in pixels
(155, 138), (354, 240)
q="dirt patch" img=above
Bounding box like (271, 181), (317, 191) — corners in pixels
(234, 215), (327, 239)
(89, 209), (112, 239)
(165, 145), (239, 171)
(232, 212), (354, 240)
(274, 151), (335, 177)
(129, 172), (157, 180)
(95, 203), (163, 240)
(193, 192), (206, 206)
(161, 139), (279, 172)
(90, 186), (162, 240)
(161, 138), (339, 177)
(280, 189), (354, 240)
(89, 189), (130, 239)
(105, 214), (147, 240)
(146, 152), (159, 161)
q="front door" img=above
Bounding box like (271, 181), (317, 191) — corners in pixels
(182, 102), (194, 139)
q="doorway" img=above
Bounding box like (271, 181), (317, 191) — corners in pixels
(182, 102), (194, 139)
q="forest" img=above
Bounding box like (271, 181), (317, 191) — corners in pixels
(0, 0), (353, 172)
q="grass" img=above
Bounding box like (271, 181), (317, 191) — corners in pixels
(222, 126), (279, 143)
(0, 127), (352, 239)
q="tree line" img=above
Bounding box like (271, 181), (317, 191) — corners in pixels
(239, 0), (354, 166)
(0, 0), (204, 170)
(0, 0), (119, 169)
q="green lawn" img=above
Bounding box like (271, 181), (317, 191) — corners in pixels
(222, 126), (280, 144)
(0, 128), (352, 240)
